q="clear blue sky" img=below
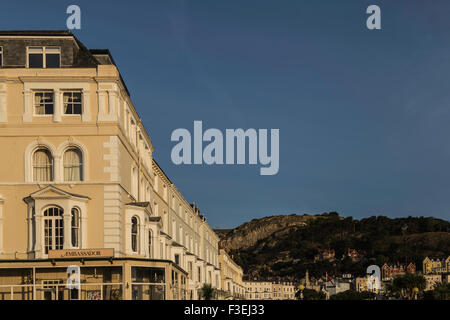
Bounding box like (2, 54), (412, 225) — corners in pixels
(3, 0), (450, 228)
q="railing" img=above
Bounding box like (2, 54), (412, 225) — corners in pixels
(131, 282), (166, 300)
(0, 282), (166, 300)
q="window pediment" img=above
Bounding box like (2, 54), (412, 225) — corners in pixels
(24, 185), (89, 203)
(126, 201), (154, 216)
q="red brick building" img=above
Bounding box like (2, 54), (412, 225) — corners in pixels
(381, 263), (416, 281)
(344, 248), (366, 262)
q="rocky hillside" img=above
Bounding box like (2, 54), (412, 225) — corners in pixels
(215, 212), (450, 281)
(215, 214), (327, 250)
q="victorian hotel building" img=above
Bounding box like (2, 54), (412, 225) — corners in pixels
(0, 31), (225, 300)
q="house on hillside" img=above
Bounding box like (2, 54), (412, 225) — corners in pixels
(423, 256), (450, 275)
(343, 248), (366, 262)
(314, 248), (335, 262)
(381, 263), (416, 281)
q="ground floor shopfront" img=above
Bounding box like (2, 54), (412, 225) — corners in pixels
(0, 257), (188, 300)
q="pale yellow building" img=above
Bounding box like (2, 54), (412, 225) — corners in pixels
(272, 282), (296, 300)
(244, 280), (296, 300)
(423, 256), (450, 275)
(424, 274), (442, 291)
(244, 281), (273, 300)
(355, 276), (380, 294)
(355, 277), (368, 292)
(0, 30), (222, 300)
(218, 249), (244, 299)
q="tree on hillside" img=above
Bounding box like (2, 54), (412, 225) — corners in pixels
(423, 282), (450, 300)
(223, 214), (450, 282)
(388, 274), (426, 300)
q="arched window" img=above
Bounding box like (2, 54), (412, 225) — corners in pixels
(71, 208), (80, 247)
(148, 230), (152, 257)
(64, 148), (83, 181)
(43, 207), (63, 254)
(33, 148), (53, 181)
(131, 216), (139, 252)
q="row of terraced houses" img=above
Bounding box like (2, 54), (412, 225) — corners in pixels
(0, 30), (247, 300)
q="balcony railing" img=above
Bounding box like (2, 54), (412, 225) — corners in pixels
(0, 282), (167, 300)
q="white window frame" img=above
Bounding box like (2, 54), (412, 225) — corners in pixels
(131, 216), (139, 253)
(62, 90), (83, 116)
(23, 82), (90, 123)
(71, 207), (81, 248)
(33, 90), (55, 116)
(43, 206), (64, 254)
(27, 46), (61, 68)
(0, 46), (3, 68)
(32, 147), (54, 182)
(63, 147), (84, 182)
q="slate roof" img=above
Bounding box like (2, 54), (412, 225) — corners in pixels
(0, 30), (130, 96)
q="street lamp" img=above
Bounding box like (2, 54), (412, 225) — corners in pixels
(413, 287), (419, 300)
(298, 284), (305, 300)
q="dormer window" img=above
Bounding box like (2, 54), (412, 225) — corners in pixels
(28, 47), (61, 68)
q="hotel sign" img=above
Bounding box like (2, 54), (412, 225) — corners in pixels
(48, 248), (114, 259)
